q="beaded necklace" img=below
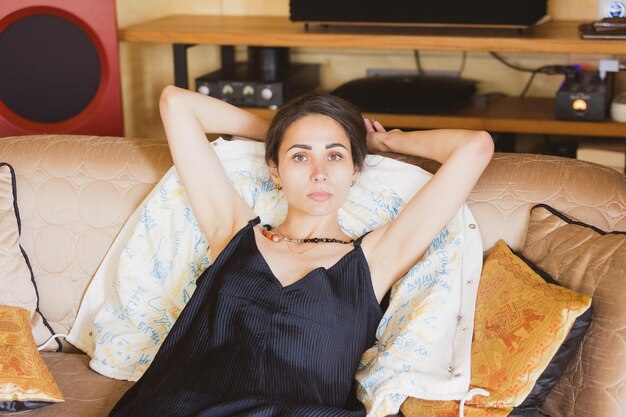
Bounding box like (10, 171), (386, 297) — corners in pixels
(260, 224), (354, 245)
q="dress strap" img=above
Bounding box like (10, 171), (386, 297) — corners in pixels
(353, 230), (372, 247)
(248, 216), (261, 227)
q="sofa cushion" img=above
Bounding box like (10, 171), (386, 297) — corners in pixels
(510, 251), (593, 413)
(0, 352), (133, 417)
(0, 136), (173, 351)
(0, 306), (63, 411)
(521, 204), (626, 417)
(401, 239), (591, 417)
(0, 162), (58, 351)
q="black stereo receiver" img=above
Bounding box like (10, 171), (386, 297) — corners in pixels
(331, 75), (477, 114)
(195, 63), (320, 109)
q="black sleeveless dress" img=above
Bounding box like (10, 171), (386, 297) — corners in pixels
(108, 217), (383, 417)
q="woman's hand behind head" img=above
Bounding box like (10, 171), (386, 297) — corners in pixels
(363, 116), (396, 153)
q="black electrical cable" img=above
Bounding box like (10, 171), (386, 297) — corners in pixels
(414, 50), (423, 75)
(489, 51), (536, 73)
(457, 51), (467, 77)
(519, 72), (538, 98)
(491, 51), (540, 97)
(414, 50), (467, 78)
(489, 51), (573, 98)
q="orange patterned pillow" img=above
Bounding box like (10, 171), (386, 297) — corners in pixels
(402, 400), (511, 417)
(401, 239), (591, 417)
(0, 305), (63, 411)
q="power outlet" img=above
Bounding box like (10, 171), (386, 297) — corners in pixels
(598, 0), (626, 18)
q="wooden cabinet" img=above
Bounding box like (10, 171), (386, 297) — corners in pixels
(119, 15), (626, 138)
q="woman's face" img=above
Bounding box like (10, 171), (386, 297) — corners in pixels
(270, 114), (357, 217)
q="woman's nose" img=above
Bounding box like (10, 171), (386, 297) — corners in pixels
(310, 161), (328, 182)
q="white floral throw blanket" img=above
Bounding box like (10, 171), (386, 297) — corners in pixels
(66, 137), (483, 417)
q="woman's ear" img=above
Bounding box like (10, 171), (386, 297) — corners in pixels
(269, 161), (280, 184)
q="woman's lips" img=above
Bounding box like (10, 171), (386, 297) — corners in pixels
(307, 191), (332, 202)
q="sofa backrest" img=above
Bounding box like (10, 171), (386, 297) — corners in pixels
(1, 135), (625, 341)
(0, 135), (173, 344)
(392, 152), (626, 250)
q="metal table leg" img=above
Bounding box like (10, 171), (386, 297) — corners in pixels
(172, 44), (235, 89)
(173, 44), (194, 89)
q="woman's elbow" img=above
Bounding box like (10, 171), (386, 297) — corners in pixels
(469, 130), (495, 159)
(159, 85), (186, 109)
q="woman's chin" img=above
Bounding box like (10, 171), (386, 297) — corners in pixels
(295, 201), (342, 217)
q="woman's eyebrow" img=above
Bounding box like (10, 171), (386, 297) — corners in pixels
(287, 144), (312, 151)
(326, 143), (348, 150)
(286, 143), (348, 152)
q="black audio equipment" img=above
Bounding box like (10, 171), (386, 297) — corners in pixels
(555, 71), (614, 121)
(290, 0), (548, 29)
(196, 63), (320, 108)
(0, 0), (123, 137)
(331, 75), (477, 114)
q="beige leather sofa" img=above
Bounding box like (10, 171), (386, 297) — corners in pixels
(0, 134), (624, 417)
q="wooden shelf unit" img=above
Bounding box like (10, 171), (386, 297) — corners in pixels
(118, 15), (626, 54)
(245, 97), (626, 138)
(118, 15), (626, 138)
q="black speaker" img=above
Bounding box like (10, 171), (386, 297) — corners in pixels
(290, 0), (548, 28)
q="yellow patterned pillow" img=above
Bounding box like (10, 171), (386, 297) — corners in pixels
(402, 400), (511, 417)
(401, 239), (591, 417)
(0, 305), (63, 411)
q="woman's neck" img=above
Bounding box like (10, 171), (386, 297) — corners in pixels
(278, 212), (346, 241)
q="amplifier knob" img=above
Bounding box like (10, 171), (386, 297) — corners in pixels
(260, 87), (273, 101)
(222, 84), (234, 95)
(243, 85), (255, 96)
(198, 84), (210, 95)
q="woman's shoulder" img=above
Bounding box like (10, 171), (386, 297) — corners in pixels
(209, 208), (258, 261)
(357, 223), (398, 303)
(357, 224), (387, 252)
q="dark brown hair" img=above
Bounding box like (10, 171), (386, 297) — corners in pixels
(264, 93), (367, 171)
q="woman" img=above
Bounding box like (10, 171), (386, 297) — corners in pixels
(108, 86), (494, 417)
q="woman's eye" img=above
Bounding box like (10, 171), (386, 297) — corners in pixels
(328, 153), (343, 161)
(292, 154), (308, 162)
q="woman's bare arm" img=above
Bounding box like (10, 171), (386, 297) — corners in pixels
(159, 85), (269, 257)
(362, 125), (494, 301)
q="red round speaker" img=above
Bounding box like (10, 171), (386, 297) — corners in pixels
(0, 0), (123, 137)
